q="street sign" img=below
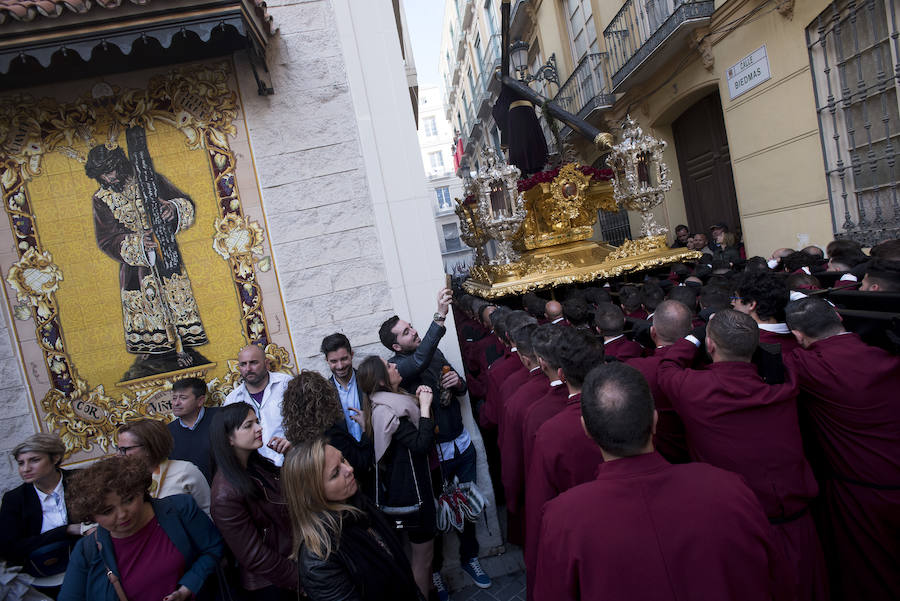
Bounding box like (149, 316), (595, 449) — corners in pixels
(726, 45), (772, 100)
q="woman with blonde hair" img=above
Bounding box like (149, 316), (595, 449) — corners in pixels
(356, 355), (434, 599)
(282, 370), (374, 493)
(115, 419), (210, 515)
(283, 438), (420, 601)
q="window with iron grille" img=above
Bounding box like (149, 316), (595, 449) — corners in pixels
(806, 0), (900, 246)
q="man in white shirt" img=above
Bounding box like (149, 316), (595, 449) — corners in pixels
(320, 333), (364, 442)
(224, 345), (292, 466)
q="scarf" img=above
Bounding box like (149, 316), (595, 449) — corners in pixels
(370, 391), (421, 462)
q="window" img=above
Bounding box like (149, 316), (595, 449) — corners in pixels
(443, 223), (463, 251)
(474, 34), (483, 67)
(491, 126), (503, 155)
(429, 151), (445, 170)
(484, 0), (496, 35)
(423, 116), (438, 137)
(435, 186), (453, 210)
(807, 0), (900, 245)
(467, 68), (477, 98)
(564, 0), (599, 63)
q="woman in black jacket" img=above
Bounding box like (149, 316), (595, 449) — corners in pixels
(283, 438), (420, 601)
(0, 434), (85, 593)
(356, 356), (434, 599)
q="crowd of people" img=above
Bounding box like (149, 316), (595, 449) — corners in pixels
(1, 232), (898, 601)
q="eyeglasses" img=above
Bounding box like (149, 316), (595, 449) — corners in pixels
(116, 444), (143, 455)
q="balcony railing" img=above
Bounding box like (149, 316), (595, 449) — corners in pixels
(473, 34), (503, 117)
(553, 52), (615, 121)
(604, 0), (714, 90)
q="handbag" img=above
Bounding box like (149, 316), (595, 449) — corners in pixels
(434, 448), (487, 534)
(26, 539), (71, 578)
(375, 449), (424, 529)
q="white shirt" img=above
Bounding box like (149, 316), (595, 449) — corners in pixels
(758, 322), (791, 334)
(437, 429), (472, 462)
(225, 371), (292, 466)
(35, 476), (67, 533)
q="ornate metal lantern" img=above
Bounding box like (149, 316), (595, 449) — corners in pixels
(607, 115), (672, 238)
(473, 147), (526, 265)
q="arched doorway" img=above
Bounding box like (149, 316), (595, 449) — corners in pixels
(672, 91), (740, 235)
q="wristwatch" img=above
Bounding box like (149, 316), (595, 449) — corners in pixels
(433, 312), (447, 322)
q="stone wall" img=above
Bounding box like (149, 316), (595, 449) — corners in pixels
(0, 299), (34, 495)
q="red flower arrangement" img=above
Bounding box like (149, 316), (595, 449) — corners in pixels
(516, 165), (614, 193)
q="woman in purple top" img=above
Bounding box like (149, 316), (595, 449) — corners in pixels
(58, 456), (223, 601)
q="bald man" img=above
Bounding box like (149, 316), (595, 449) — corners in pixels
(545, 300), (567, 325)
(224, 345), (292, 465)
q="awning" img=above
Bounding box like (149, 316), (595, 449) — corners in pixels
(0, 0), (276, 93)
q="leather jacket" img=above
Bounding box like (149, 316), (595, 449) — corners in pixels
(210, 459), (297, 591)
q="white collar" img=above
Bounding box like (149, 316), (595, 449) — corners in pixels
(510, 347), (517, 353)
(529, 366), (541, 373)
(551, 317), (564, 324)
(604, 334), (624, 345)
(34, 473), (64, 502)
(758, 322), (791, 334)
(550, 379), (564, 387)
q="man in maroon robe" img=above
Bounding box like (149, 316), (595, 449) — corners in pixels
(534, 362), (793, 601)
(594, 302), (644, 360)
(784, 297), (900, 601)
(625, 300), (693, 463)
(525, 328), (605, 596)
(658, 309), (826, 601)
(465, 304), (505, 400)
(480, 311), (533, 428)
(732, 271), (801, 355)
(498, 324), (551, 545)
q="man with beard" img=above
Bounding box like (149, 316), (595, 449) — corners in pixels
(379, 289), (492, 593)
(85, 142), (208, 380)
(224, 345), (292, 466)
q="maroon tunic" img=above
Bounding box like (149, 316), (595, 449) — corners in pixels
(524, 393), (604, 594)
(784, 333), (900, 601)
(658, 339), (826, 601)
(465, 333), (506, 400)
(625, 345), (690, 464)
(497, 359), (531, 403)
(520, 383), (569, 484)
(604, 336), (644, 361)
(498, 368), (549, 543)
(534, 452), (794, 601)
(480, 350), (524, 428)
(759, 327), (802, 355)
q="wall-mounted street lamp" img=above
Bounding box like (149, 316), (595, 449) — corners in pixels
(509, 40), (560, 87)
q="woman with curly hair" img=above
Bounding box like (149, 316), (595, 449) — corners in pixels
(356, 355), (435, 599)
(282, 371), (374, 493)
(58, 456), (222, 601)
(283, 438), (420, 601)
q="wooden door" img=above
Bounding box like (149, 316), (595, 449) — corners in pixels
(672, 92), (741, 235)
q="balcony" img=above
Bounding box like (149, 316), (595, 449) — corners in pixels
(461, 0), (475, 30)
(604, 0), (714, 91)
(474, 34), (503, 119)
(553, 52), (615, 123)
(455, 23), (467, 61)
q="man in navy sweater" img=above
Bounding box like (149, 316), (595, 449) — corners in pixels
(168, 377), (218, 483)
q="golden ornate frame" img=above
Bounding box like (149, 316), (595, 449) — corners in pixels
(0, 62), (292, 456)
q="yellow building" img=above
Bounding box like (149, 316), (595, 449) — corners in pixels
(442, 0), (900, 256)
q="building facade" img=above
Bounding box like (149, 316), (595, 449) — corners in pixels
(0, 1), (502, 552)
(441, 0), (899, 256)
(417, 85), (475, 274)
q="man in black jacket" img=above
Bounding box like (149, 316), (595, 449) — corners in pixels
(379, 288), (492, 596)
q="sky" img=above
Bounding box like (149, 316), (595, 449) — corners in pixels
(404, 0), (446, 90)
